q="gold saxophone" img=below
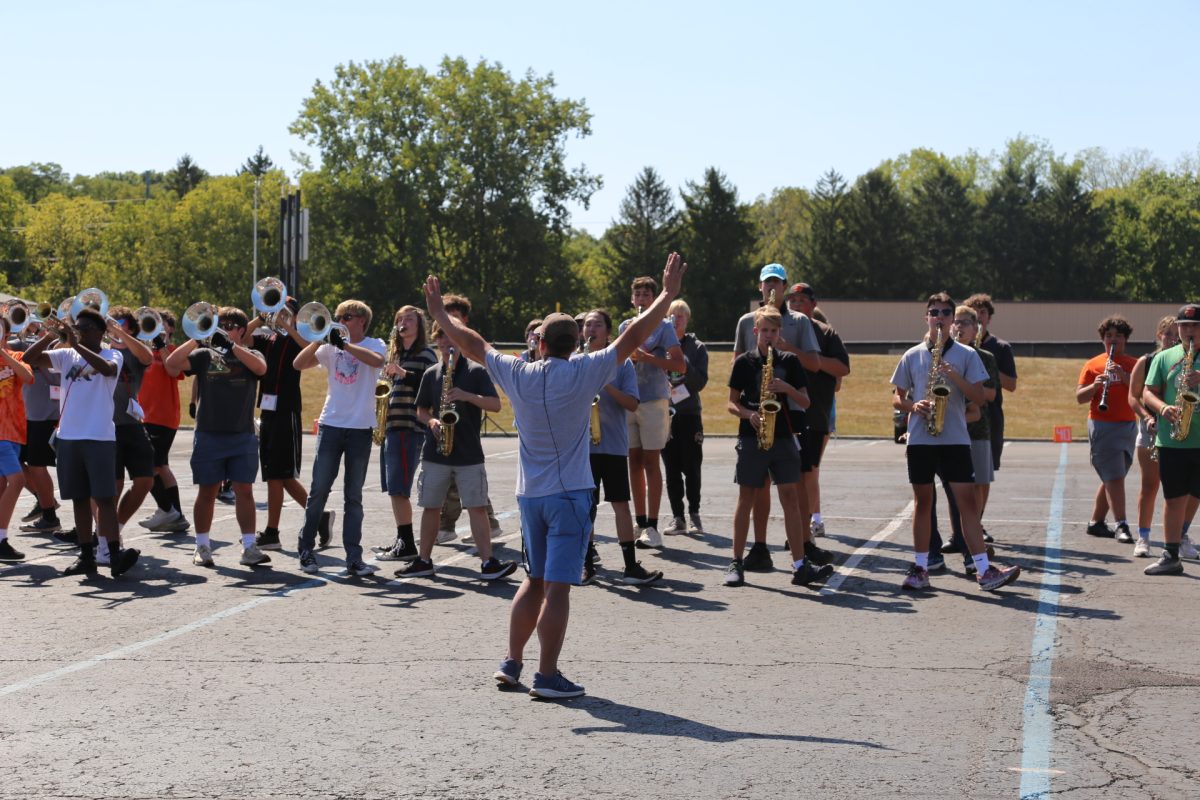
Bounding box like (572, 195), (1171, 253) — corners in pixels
(757, 346), (782, 450)
(438, 346), (459, 456)
(373, 325), (400, 446)
(584, 336), (602, 445)
(1171, 339), (1197, 441)
(926, 328), (951, 436)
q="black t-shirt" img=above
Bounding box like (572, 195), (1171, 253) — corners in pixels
(804, 320), (850, 432)
(415, 357), (498, 466)
(980, 334), (1016, 426)
(728, 348), (806, 440)
(190, 348), (259, 434)
(112, 348), (148, 426)
(252, 334), (302, 413)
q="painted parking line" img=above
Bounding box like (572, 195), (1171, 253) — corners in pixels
(819, 500), (915, 595)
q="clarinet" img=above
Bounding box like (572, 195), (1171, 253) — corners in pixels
(1097, 344), (1116, 412)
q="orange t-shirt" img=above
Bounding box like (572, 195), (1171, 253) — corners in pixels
(139, 345), (184, 429)
(1079, 351), (1138, 422)
(0, 349), (28, 444)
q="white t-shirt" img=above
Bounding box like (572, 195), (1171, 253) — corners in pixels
(49, 347), (123, 441)
(314, 338), (387, 429)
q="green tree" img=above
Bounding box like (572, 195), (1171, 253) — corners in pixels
(978, 154), (1040, 299)
(1037, 161), (1111, 299)
(804, 169), (852, 293)
(909, 163), (980, 298)
(679, 167), (755, 339)
(749, 186), (810, 280)
(601, 166), (680, 314)
(164, 154), (209, 198)
(0, 176), (28, 290)
(23, 194), (110, 300)
(844, 168), (915, 298)
(0, 163), (71, 204)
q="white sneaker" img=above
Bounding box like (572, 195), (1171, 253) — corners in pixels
(664, 516), (687, 535)
(150, 509), (188, 532)
(240, 545), (271, 566)
(139, 508), (173, 530)
(193, 544), (215, 567)
(1133, 538), (1151, 558)
(344, 561), (378, 577)
(688, 513), (705, 534)
(635, 526), (663, 549)
(811, 520), (827, 538)
(1181, 534), (1199, 560)
(436, 528), (457, 545)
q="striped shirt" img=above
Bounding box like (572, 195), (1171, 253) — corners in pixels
(385, 344), (437, 431)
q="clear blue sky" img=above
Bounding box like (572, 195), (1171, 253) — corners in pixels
(4, 1), (1198, 234)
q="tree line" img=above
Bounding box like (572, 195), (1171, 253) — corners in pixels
(2, 55), (1199, 342)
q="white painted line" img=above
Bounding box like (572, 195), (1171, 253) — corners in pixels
(819, 500), (914, 595)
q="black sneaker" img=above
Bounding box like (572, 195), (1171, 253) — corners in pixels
(256, 528), (282, 551)
(63, 555), (98, 576)
(375, 539), (418, 562)
(396, 557), (435, 578)
(1086, 521), (1115, 538)
(110, 548), (140, 578)
(217, 483), (235, 505)
(927, 551), (946, 572)
(804, 542), (835, 567)
(581, 555), (597, 585)
(21, 504), (45, 523)
(20, 516), (62, 534)
(0, 539), (25, 562)
(480, 557), (518, 581)
(723, 559), (745, 586)
(982, 529), (995, 543)
(318, 511), (335, 549)
(54, 528), (78, 545)
(792, 560), (834, 586)
(743, 542), (773, 572)
(1144, 553), (1184, 576)
(940, 538), (963, 554)
(1115, 523), (1134, 544)
(621, 562), (663, 586)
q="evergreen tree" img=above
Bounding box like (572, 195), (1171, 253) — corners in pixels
(602, 166), (680, 313)
(804, 169), (851, 293)
(164, 154), (209, 198)
(679, 167), (755, 339)
(844, 168), (914, 298)
(238, 146), (275, 177)
(909, 164), (979, 298)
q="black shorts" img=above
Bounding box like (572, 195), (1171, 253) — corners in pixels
(56, 439), (118, 500)
(803, 426), (829, 470)
(906, 444), (974, 485)
(20, 419), (57, 467)
(144, 423), (177, 468)
(735, 435), (803, 488)
(115, 424), (155, 480)
(590, 453), (631, 503)
(1157, 447), (1200, 500)
(259, 410), (302, 480)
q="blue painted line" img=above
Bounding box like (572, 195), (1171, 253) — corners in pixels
(1019, 443), (1069, 799)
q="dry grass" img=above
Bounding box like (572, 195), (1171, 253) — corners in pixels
(185, 353), (1093, 441)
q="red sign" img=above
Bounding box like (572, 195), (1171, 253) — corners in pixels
(1053, 426), (1073, 443)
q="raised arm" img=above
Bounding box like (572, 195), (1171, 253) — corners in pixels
(423, 276), (491, 365)
(614, 253), (688, 362)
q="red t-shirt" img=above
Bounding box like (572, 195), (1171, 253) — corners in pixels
(1079, 351), (1138, 422)
(139, 345), (184, 429)
(0, 349), (28, 444)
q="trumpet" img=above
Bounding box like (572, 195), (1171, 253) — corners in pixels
(133, 307), (164, 342)
(3, 302), (33, 336)
(182, 302), (218, 341)
(69, 287), (110, 322)
(251, 277), (288, 331)
(295, 302), (350, 344)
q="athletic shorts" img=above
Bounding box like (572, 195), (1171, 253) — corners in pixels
(518, 489), (593, 584)
(0, 440), (21, 477)
(906, 444), (974, 485)
(1157, 447), (1200, 500)
(20, 419), (57, 467)
(144, 423), (177, 468)
(259, 410), (302, 480)
(56, 439), (118, 500)
(802, 425), (828, 470)
(970, 439), (994, 484)
(1088, 419), (1136, 482)
(115, 424), (155, 480)
(589, 453), (631, 503)
(734, 435), (803, 488)
(628, 398), (670, 451)
(1136, 417), (1155, 450)
(191, 431), (259, 486)
(417, 461), (489, 509)
(381, 429), (424, 497)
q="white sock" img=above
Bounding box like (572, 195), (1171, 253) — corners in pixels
(811, 513), (823, 525)
(118, 522), (125, 535)
(914, 551), (929, 569)
(195, 532), (211, 548)
(972, 551), (990, 575)
(97, 538), (110, 557)
(0, 529), (7, 542)
(241, 533), (256, 549)
(792, 558), (806, 570)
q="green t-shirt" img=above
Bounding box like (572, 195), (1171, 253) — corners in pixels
(1146, 343), (1200, 448)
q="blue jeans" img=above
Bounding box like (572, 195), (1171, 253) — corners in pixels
(300, 424), (373, 564)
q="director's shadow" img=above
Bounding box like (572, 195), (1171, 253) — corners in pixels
(565, 695), (889, 749)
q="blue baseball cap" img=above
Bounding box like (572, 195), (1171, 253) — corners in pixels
(759, 263), (787, 283)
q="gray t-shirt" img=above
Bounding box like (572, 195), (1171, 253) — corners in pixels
(9, 338), (60, 422)
(616, 317), (679, 401)
(112, 349), (148, 426)
(889, 338), (988, 447)
(589, 358), (638, 457)
(485, 346), (619, 498)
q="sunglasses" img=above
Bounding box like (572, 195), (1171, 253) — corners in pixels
(927, 308), (954, 318)
(951, 318), (977, 326)
(338, 314), (359, 322)
(219, 322), (242, 331)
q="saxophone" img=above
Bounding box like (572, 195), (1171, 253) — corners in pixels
(584, 336), (602, 445)
(1171, 339), (1197, 441)
(925, 328), (951, 436)
(438, 346), (459, 456)
(757, 346), (783, 450)
(373, 325), (400, 446)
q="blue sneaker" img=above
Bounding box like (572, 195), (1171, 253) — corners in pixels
(927, 552), (946, 572)
(529, 671), (585, 699)
(494, 658), (522, 686)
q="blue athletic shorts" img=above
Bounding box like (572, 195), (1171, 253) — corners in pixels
(517, 489), (593, 585)
(191, 431), (259, 486)
(0, 440), (22, 477)
(380, 429), (424, 497)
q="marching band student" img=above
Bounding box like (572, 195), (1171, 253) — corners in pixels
(294, 300), (387, 576)
(725, 305), (831, 588)
(247, 300), (323, 552)
(0, 312), (34, 562)
(435, 294), (503, 543)
(374, 305), (437, 562)
(579, 309), (662, 585)
(619, 276), (685, 549)
(97, 307), (156, 565)
(520, 318), (542, 363)
(784, 283), (850, 539)
(661, 300), (708, 537)
(165, 306), (269, 569)
(890, 293), (1021, 592)
(1077, 315), (1139, 543)
(1141, 304), (1200, 575)
(13, 318), (62, 535)
(24, 309), (140, 577)
(1127, 316), (1197, 557)
(426, 253), (686, 700)
(394, 322), (517, 581)
(965, 293), (1017, 481)
(137, 309), (191, 534)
